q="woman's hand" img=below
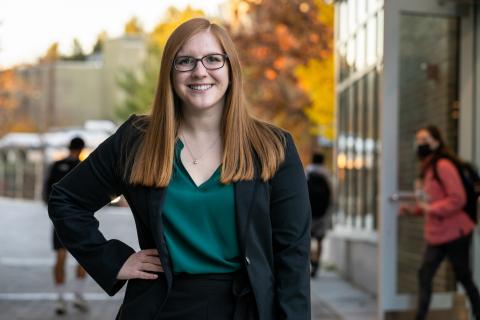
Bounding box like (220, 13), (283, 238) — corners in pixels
(416, 201), (430, 214)
(116, 249), (163, 280)
(398, 204), (415, 216)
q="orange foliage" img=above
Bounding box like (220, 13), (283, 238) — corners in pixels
(0, 68), (36, 137)
(229, 0), (334, 163)
(264, 69), (277, 80)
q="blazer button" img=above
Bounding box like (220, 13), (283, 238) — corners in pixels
(245, 256), (251, 265)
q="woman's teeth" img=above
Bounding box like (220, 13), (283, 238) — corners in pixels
(188, 84), (213, 91)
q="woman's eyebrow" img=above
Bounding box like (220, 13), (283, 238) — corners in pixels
(175, 52), (224, 57)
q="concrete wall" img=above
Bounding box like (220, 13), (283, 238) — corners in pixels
(54, 61), (103, 127)
(103, 36), (147, 119)
(324, 233), (378, 295)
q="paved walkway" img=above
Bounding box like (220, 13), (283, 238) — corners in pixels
(0, 197), (378, 319)
(311, 270), (377, 320)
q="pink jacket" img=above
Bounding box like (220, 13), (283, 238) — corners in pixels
(417, 159), (475, 245)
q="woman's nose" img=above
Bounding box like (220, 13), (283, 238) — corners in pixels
(191, 61), (208, 78)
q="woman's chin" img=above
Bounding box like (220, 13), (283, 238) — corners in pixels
(183, 100), (224, 112)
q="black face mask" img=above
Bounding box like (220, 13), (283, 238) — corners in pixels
(417, 144), (433, 159)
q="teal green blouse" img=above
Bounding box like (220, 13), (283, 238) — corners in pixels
(161, 139), (241, 274)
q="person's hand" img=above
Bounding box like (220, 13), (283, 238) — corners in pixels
(417, 201), (430, 214)
(398, 204), (415, 215)
(116, 249), (163, 280)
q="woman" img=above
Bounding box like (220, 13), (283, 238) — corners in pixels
(48, 18), (311, 320)
(400, 125), (480, 320)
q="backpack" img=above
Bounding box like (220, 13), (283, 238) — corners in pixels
(433, 159), (480, 224)
(307, 171), (332, 219)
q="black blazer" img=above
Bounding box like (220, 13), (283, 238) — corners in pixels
(48, 115), (311, 320)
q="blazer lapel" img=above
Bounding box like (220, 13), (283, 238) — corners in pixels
(234, 179), (258, 256)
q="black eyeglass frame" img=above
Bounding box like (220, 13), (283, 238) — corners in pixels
(173, 54), (229, 72)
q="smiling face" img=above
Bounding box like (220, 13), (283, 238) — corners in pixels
(172, 30), (229, 114)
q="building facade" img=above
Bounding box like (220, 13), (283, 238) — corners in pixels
(5, 35), (147, 131)
(329, 0), (480, 318)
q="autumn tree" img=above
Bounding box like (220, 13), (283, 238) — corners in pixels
(228, 0), (334, 161)
(40, 42), (59, 63)
(116, 6), (205, 119)
(0, 69), (36, 136)
(124, 17), (144, 36)
(295, 0), (334, 142)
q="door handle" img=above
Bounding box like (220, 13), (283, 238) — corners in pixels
(389, 191), (416, 202)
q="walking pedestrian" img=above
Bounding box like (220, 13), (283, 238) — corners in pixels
(43, 137), (89, 315)
(399, 125), (480, 320)
(48, 18), (311, 320)
(305, 152), (332, 278)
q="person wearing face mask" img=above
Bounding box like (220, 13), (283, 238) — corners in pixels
(399, 125), (480, 320)
(47, 18), (311, 320)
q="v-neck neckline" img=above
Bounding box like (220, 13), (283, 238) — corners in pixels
(175, 139), (221, 189)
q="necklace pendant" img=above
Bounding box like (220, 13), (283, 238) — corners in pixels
(193, 159), (199, 165)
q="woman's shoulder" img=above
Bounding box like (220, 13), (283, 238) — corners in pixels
(122, 114), (149, 131)
(114, 114), (149, 140)
(436, 158), (458, 172)
(112, 114), (149, 153)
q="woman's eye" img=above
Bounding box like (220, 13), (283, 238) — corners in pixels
(177, 57), (193, 65)
(206, 55), (221, 62)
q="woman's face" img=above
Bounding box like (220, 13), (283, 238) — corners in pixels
(172, 30), (229, 113)
(415, 129), (439, 150)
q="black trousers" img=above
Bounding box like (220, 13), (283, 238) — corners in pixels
(157, 271), (258, 320)
(416, 233), (480, 320)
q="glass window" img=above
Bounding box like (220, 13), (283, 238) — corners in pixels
(367, 16), (377, 66)
(337, 90), (349, 222)
(339, 44), (349, 82)
(339, 2), (349, 42)
(366, 71), (378, 227)
(356, 27), (366, 71)
(347, 37), (356, 73)
(396, 14), (460, 293)
(357, 0), (367, 24)
(355, 78), (366, 223)
(348, 0), (357, 35)
(377, 10), (384, 61)
(348, 83), (358, 225)
(368, 0), (377, 14)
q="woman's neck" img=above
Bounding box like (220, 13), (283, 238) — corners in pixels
(179, 105), (222, 137)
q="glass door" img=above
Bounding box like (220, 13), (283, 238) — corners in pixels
(379, 0), (475, 318)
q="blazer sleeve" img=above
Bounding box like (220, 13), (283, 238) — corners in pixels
(47, 115), (137, 296)
(269, 132), (311, 320)
(428, 159), (466, 217)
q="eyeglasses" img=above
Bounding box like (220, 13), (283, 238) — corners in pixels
(173, 54), (228, 72)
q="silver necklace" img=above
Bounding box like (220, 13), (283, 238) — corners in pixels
(181, 133), (221, 165)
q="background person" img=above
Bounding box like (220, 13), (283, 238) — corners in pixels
(399, 125), (480, 320)
(306, 152), (332, 278)
(44, 137), (89, 315)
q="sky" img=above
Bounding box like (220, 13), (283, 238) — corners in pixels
(0, 0), (226, 69)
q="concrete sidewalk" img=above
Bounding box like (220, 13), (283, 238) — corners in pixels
(311, 270), (377, 320)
